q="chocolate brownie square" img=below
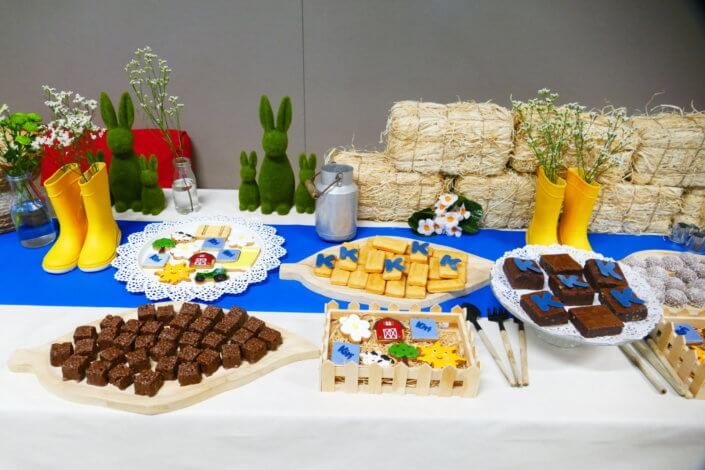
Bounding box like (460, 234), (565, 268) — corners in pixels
(74, 338), (98, 360)
(179, 302), (201, 317)
(201, 332), (226, 351)
(202, 305), (224, 323)
(570, 305), (624, 338)
(113, 333), (136, 352)
(86, 360), (112, 386)
(519, 291), (569, 326)
(243, 316), (265, 334)
(100, 346), (126, 367)
(222, 344), (241, 368)
(156, 355), (179, 380)
(189, 316), (213, 335)
(196, 349), (221, 375)
(156, 305), (176, 323)
(108, 364), (134, 390)
(134, 334), (156, 351)
(73, 325), (97, 343)
(599, 287), (647, 322)
(242, 338), (267, 363)
(97, 327), (119, 350)
(178, 345), (202, 363)
(227, 306), (248, 328)
(177, 362), (201, 386)
(548, 274), (595, 306)
(137, 303), (157, 322)
(584, 259), (629, 289)
(539, 254), (583, 276)
(50, 342), (73, 367)
(141, 320), (163, 336)
(169, 313), (192, 331)
(62, 354), (89, 381)
(125, 349), (150, 373)
(134, 370), (164, 397)
(159, 326), (182, 343)
(149, 340), (177, 361)
(214, 317), (238, 336)
(179, 331), (202, 348)
(100, 315), (124, 331)
(503, 258), (544, 290)
(231, 328), (254, 346)
(122, 319), (143, 335)
(257, 327), (282, 351)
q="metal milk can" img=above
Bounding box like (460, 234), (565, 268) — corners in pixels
(305, 163), (358, 242)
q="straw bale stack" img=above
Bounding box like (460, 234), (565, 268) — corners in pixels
(384, 101), (513, 176)
(328, 149), (446, 221)
(673, 189), (705, 227)
(454, 171), (535, 229)
(630, 112), (705, 187)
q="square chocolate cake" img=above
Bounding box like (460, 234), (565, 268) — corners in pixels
(137, 303), (157, 322)
(159, 326), (182, 343)
(149, 340), (177, 361)
(570, 305), (624, 337)
(62, 354), (89, 381)
(599, 287), (647, 322)
(169, 313), (193, 331)
(503, 257), (544, 290)
(258, 327), (282, 351)
(113, 333), (136, 352)
(97, 327), (119, 350)
(122, 319), (143, 335)
(179, 302), (201, 317)
(108, 364), (134, 390)
(178, 345), (202, 363)
(243, 316), (265, 334)
(179, 331), (202, 348)
(214, 317), (239, 336)
(548, 274), (595, 305)
(519, 291), (569, 326)
(222, 344), (241, 368)
(196, 349), (221, 375)
(134, 334), (156, 351)
(231, 328), (254, 346)
(50, 342), (74, 367)
(156, 355), (179, 380)
(141, 320), (163, 336)
(242, 337), (267, 363)
(134, 370), (164, 397)
(99, 347), (126, 367)
(177, 362), (202, 386)
(125, 349), (150, 373)
(539, 254), (583, 276)
(156, 305), (175, 323)
(584, 259), (628, 289)
(74, 338), (98, 360)
(202, 305), (224, 323)
(189, 316), (213, 335)
(86, 360), (112, 386)
(100, 315), (124, 331)
(73, 325), (97, 343)
(227, 307), (248, 328)
(201, 332), (226, 351)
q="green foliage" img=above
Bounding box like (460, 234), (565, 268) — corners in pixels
(388, 342), (419, 360)
(257, 95), (295, 215)
(238, 150), (260, 212)
(0, 110), (44, 177)
(139, 154), (165, 215)
(294, 153), (316, 214)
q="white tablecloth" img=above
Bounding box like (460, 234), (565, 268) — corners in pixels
(1, 190), (704, 470)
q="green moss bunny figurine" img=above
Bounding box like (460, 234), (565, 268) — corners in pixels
(239, 150), (260, 211)
(257, 95), (295, 215)
(295, 153), (316, 214)
(101, 91), (142, 212)
(139, 154), (166, 215)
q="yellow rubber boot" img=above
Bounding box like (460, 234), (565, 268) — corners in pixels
(526, 166), (566, 245)
(42, 164), (87, 274)
(78, 163), (121, 272)
(558, 167), (600, 251)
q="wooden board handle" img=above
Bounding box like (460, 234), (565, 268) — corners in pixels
(279, 263), (309, 281)
(7, 348), (36, 373)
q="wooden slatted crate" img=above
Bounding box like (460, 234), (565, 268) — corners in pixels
(649, 320), (705, 399)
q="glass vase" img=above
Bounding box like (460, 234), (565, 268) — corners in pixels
(172, 157), (200, 214)
(7, 173), (56, 248)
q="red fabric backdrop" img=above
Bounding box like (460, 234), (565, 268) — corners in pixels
(40, 129), (192, 188)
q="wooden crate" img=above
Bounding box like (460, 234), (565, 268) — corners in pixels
(649, 320), (705, 399)
(320, 301), (481, 397)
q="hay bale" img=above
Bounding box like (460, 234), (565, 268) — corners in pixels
(510, 110), (635, 184)
(328, 148), (446, 221)
(674, 189), (705, 227)
(631, 112), (705, 187)
(589, 183), (682, 234)
(455, 171), (536, 229)
(383, 100), (513, 176)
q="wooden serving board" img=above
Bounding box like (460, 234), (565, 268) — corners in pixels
(8, 304), (320, 415)
(280, 236), (493, 309)
(623, 250), (705, 326)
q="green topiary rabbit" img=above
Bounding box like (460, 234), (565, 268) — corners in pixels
(139, 154), (166, 215)
(101, 91), (142, 213)
(239, 150), (260, 211)
(257, 95), (295, 215)
(295, 153), (316, 214)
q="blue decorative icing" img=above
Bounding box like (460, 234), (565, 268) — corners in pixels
(316, 254), (335, 269)
(674, 324), (704, 344)
(557, 274), (589, 288)
(202, 237), (226, 250)
(384, 257), (404, 273)
(340, 246), (359, 262)
(440, 254), (461, 271)
(217, 249), (241, 262)
(411, 241), (429, 255)
(410, 318), (439, 340)
(530, 292), (564, 312)
(610, 288), (644, 308)
(514, 258), (541, 273)
(331, 341), (361, 365)
(142, 253), (169, 268)
(595, 260), (623, 280)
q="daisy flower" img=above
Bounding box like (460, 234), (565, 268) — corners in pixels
(437, 193), (458, 207)
(417, 218), (435, 236)
(433, 215), (446, 234)
(456, 204), (471, 220)
(442, 211), (461, 227)
(445, 225), (462, 237)
(434, 203), (448, 216)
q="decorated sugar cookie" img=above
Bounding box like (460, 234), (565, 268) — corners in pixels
(195, 224), (231, 240)
(331, 341), (361, 365)
(142, 253), (169, 269)
(189, 252), (216, 269)
(152, 238), (176, 253)
(172, 231), (196, 244)
(373, 317), (404, 342)
(410, 318), (439, 340)
(155, 262), (194, 284)
(201, 237), (226, 252)
(194, 267), (229, 284)
(360, 351), (394, 367)
(387, 342), (419, 363)
(416, 341), (466, 368)
(219, 246), (260, 270)
(169, 240), (203, 260)
(339, 314), (371, 343)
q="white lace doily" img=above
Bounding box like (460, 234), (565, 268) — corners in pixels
(490, 245), (663, 347)
(112, 215), (286, 302)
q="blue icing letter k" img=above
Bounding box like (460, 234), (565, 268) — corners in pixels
(531, 292), (564, 312)
(596, 260), (622, 280)
(340, 246), (358, 262)
(610, 288), (644, 308)
(557, 274), (588, 288)
(514, 258), (541, 273)
(316, 254), (335, 269)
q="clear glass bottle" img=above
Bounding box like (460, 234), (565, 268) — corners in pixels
(7, 173), (56, 248)
(172, 157), (200, 214)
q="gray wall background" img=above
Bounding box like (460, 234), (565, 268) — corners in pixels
(3, 0), (705, 188)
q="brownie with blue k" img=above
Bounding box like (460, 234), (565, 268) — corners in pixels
(599, 287), (647, 322)
(548, 274), (595, 305)
(519, 291), (569, 326)
(584, 259), (628, 289)
(503, 257), (544, 290)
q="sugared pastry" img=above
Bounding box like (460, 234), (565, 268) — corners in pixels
(405, 279), (427, 299)
(194, 224), (231, 240)
(347, 267), (369, 289)
(151, 237), (176, 253)
(548, 274), (595, 305)
(426, 277), (465, 293)
(371, 236), (409, 255)
(134, 370), (164, 397)
(339, 314), (372, 343)
(330, 267), (351, 286)
(584, 259), (628, 289)
(86, 360), (111, 386)
(177, 362), (202, 386)
(385, 279), (406, 298)
(189, 252), (216, 269)
(155, 262), (194, 284)
(428, 256), (441, 280)
(407, 262), (429, 287)
(519, 291), (569, 326)
(108, 364), (133, 390)
(570, 305), (624, 338)
(337, 244), (359, 271)
(409, 240), (431, 264)
(171, 231), (196, 244)
(539, 254), (583, 276)
(599, 287), (647, 322)
(410, 318), (439, 340)
(50, 342), (74, 367)
(62, 354), (89, 381)
(314, 253), (336, 277)
(417, 342), (467, 368)
(503, 258), (544, 290)
(438, 254), (462, 279)
(365, 249), (385, 273)
(373, 317), (404, 342)
(330, 341), (361, 365)
(360, 351), (394, 367)
(382, 256), (405, 281)
(365, 273), (386, 295)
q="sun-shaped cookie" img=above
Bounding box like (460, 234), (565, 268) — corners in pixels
(416, 341), (467, 368)
(155, 262), (194, 284)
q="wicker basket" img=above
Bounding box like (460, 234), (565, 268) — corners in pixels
(0, 175), (14, 234)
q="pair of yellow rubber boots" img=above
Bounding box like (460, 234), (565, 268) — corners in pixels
(42, 163), (121, 274)
(526, 167), (600, 250)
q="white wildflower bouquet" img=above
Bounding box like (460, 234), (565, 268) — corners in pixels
(408, 193), (483, 237)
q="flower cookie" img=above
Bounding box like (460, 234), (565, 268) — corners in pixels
(339, 314), (371, 343)
(155, 262), (194, 284)
(170, 239), (203, 260)
(416, 341), (467, 369)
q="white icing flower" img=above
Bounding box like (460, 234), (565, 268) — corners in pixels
(417, 218), (435, 236)
(339, 314), (371, 343)
(169, 240), (202, 259)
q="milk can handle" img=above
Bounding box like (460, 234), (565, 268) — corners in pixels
(305, 172), (343, 200)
